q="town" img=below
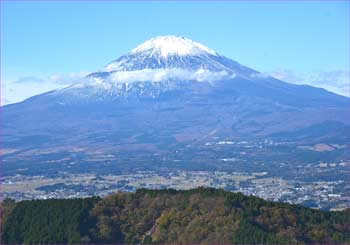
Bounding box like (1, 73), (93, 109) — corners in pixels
(2, 159), (349, 211)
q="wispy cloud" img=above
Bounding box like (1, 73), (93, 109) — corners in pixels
(1, 69), (234, 105)
(269, 69), (350, 97)
(249, 73), (271, 79)
(1, 72), (89, 105)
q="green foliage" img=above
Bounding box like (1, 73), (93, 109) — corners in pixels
(1, 188), (350, 244)
(1, 197), (100, 244)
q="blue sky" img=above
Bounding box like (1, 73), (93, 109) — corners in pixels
(1, 1), (349, 104)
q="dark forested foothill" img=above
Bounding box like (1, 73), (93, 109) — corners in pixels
(0, 197), (100, 244)
(1, 187), (349, 244)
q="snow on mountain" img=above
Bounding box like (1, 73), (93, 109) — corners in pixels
(100, 35), (254, 74)
(130, 35), (218, 58)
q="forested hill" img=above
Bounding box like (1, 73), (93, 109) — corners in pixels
(1, 187), (349, 244)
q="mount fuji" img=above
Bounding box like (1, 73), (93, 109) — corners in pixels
(45, 35), (258, 103)
(2, 35), (350, 176)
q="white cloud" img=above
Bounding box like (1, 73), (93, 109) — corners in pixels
(108, 68), (234, 83)
(1, 72), (88, 105)
(269, 69), (350, 97)
(249, 73), (271, 79)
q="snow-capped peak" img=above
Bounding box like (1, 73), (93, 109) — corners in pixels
(50, 36), (259, 102)
(130, 35), (218, 58)
(95, 35), (257, 85)
(102, 35), (229, 73)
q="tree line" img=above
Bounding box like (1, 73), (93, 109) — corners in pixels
(1, 187), (349, 244)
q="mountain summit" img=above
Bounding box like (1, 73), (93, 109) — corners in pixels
(130, 35), (218, 58)
(98, 35), (255, 75)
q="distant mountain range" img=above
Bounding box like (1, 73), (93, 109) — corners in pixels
(2, 35), (350, 175)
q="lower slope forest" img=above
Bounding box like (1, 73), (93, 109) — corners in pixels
(1, 187), (349, 244)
